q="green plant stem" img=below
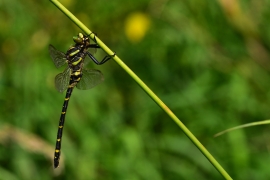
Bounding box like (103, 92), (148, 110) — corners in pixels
(49, 0), (232, 179)
(215, 119), (270, 137)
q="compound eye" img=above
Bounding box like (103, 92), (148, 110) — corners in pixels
(78, 33), (84, 38)
(73, 33), (84, 44)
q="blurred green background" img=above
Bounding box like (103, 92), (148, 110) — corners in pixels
(1, 0), (270, 179)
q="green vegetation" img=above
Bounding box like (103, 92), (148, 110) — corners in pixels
(0, 0), (270, 179)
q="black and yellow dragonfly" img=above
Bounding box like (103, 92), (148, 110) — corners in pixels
(49, 33), (113, 168)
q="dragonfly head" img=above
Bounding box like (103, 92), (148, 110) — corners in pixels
(73, 33), (86, 45)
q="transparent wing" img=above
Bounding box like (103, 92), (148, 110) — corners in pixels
(55, 67), (71, 93)
(76, 69), (104, 90)
(49, 44), (67, 68)
(83, 54), (91, 66)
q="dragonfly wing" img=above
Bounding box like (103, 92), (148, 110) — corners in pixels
(49, 44), (67, 68)
(76, 69), (104, 90)
(55, 67), (71, 93)
(83, 54), (91, 66)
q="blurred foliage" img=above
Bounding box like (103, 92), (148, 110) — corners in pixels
(1, 0), (270, 179)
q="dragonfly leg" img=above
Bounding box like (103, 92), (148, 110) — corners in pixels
(87, 44), (100, 49)
(86, 52), (116, 65)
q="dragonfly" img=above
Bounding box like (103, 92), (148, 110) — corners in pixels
(49, 33), (114, 168)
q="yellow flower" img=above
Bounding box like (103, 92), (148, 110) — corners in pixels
(125, 12), (151, 43)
